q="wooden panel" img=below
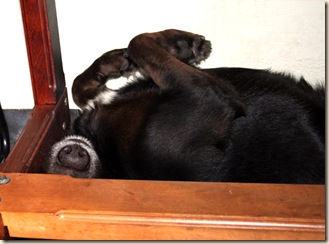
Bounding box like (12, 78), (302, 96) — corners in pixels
(0, 90), (70, 173)
(0, 0), (71, 174)
(0, 214), (10, 240)
(20, 0), (65, 105)
(0, 173), (325, 240)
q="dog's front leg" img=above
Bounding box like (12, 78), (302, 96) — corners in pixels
(127, 29), (245, 117)
(127, 29), (213, 90)
(72, 48), (136, 109)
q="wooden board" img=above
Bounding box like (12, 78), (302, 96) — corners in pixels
(0, 90), (70, 174)
(20, 0), (65, 105)
(0, 173), (325, 240)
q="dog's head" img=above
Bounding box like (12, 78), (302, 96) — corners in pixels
(45, 135), (102, 178)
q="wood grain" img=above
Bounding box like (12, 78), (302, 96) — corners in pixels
(0, 0), (70, 174)
(20, 0), (65, 105)
(0, 90), (70, 174)
(0, 173), (324, 240)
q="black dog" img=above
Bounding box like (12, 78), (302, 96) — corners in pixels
(45, 29), (325, 184)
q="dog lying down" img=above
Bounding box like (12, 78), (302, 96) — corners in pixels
(45, 29), (325, 184)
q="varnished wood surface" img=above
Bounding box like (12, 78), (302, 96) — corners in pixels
(0, 0), (70, 174)
(0, 173), (325, 240)
(0, 91), (70, 174)
(20, 0), (65, 105)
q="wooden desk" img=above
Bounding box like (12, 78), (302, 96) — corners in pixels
(0, 0), (325, 240)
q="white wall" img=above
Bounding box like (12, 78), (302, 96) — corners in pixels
(0, 0), (325, 109)
(0, 0), (34, 109)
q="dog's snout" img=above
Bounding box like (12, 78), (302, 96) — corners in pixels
(57, 144), (90, 171)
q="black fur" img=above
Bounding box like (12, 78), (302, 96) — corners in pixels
(46, 29), (325, 184)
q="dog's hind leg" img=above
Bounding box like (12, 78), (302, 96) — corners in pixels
(72, 48), (137, 109)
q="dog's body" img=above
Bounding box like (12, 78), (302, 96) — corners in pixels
(46, 29), (325, 184)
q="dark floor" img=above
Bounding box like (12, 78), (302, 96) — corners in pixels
(3, 109), (31, 151)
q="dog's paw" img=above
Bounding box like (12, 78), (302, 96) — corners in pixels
(157, 29), (212, 65)
(72, 48), (140, 109)
(94, 48), (135, 82)
(45, 135), (102, 178)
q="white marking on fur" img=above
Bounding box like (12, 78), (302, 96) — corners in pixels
(129, 70), (146, 81)
(83, 89), (117, 110)
(105, 76), (130, 90)
(83, 76), (136, 110)
(83, 71), (147, 110)
(94, 88), (117, 105)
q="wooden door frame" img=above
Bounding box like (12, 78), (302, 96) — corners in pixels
(0, 0), (325, 240)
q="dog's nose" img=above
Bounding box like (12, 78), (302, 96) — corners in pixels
(57, 144), (90, 171)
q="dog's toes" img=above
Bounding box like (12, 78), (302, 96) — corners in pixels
(174, 35), (212, 65)
(160, 29), (212, 65)
(192, 35), (212, 64)
(173, 40), (194, 61)
(97, 48), (134, 80)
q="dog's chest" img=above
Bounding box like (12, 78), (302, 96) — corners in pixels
(94, 93), (157, 154)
